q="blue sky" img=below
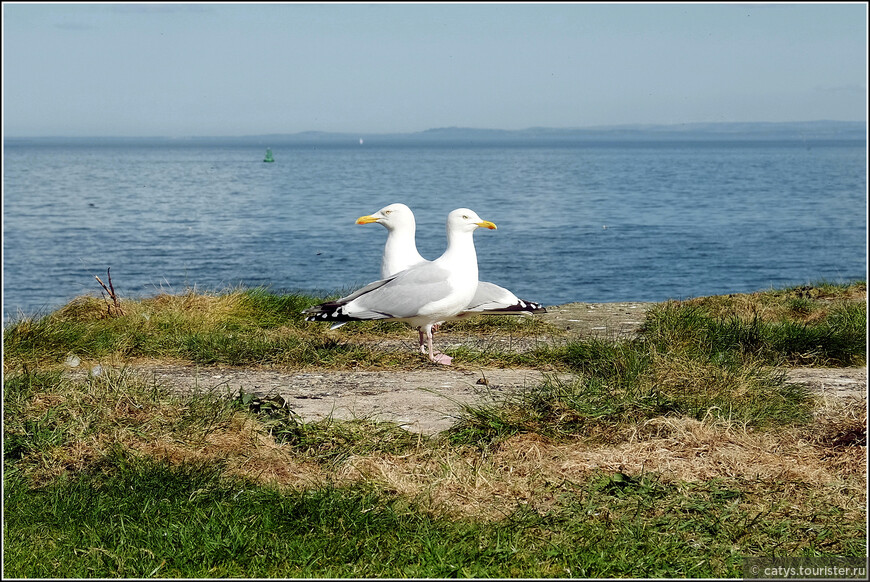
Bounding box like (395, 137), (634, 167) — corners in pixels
(2, 2), (867, 137)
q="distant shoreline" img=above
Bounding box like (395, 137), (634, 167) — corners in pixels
(5, 120), (866, 145)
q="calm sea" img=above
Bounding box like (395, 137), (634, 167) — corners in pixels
(2, 138), (867, 322)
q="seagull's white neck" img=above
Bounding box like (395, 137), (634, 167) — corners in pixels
(437, 226), (479, 281)
(382, 221), (424, 278)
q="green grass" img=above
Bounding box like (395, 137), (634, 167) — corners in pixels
(2, 287), (548, 370)
(2, 288), (335, 368)
(642, 296), (867, 367)
(447, 359), (811, 447)
(4, 453), (862, 578)
(447, 287), (864, 446)
(240, 389), (424, 466)
(3, 282), (866, 577)
(3, 367), (865, 577)
(3, 282), (864, 372)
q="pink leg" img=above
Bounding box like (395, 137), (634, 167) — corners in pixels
(425, 325), (452, 365)
(418, 328), (428, 354)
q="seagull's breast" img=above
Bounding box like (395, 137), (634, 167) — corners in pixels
(417, 277), (477, 318)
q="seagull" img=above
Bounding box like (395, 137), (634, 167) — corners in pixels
(304, 209), (496, 365)
(356, 203), (546, 318)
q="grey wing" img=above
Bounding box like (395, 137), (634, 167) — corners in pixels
(345, 263), (455, 319)
(461, 281), (547, 315)
(463, 281), (519, 311)
(334, 275), (398, 303)
(301, 276), (397, 317)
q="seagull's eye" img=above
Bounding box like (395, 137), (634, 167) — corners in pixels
(384, 210), (391, 215)
(462, 214), (469, 219)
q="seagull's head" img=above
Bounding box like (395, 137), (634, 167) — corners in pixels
(448, 208), (497, 233)
(356, 203), (415, 232)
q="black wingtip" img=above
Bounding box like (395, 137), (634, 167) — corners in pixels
(304, 310), (351, 323)
(303, 302), (348, 323)
(475, 299), (547, 315)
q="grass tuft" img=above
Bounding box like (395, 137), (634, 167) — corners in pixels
(235, 389), (425, 465)
(447, 356), (812, 448)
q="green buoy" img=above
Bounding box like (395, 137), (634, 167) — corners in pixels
(263, 148), (275, 163)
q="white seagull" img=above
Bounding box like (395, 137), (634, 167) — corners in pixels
(304, 209), (497, 365)
(355, 203), (546, 317)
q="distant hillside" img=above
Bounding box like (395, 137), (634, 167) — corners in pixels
(6, 121), (865, 146)
(193, 121), (867, 145)
(410, 121), (866, 141)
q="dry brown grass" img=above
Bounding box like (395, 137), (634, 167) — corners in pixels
(324, 403), (866, 521)
(50, 289), (245, 323)
(13, 375), (866, 528)
(131, 419), (329, 491)
(17, 361), (863, 522)
(647, 351), (763, 400)
(144, 290), (244, 314)
(53, 296), (120, 322)
(803, 395), (867, 478)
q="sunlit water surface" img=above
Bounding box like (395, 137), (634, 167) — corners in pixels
(3, 139), (866, 321)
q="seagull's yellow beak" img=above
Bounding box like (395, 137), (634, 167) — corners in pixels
(356, 215), (379, 225)
(476, 220), (497, 230)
